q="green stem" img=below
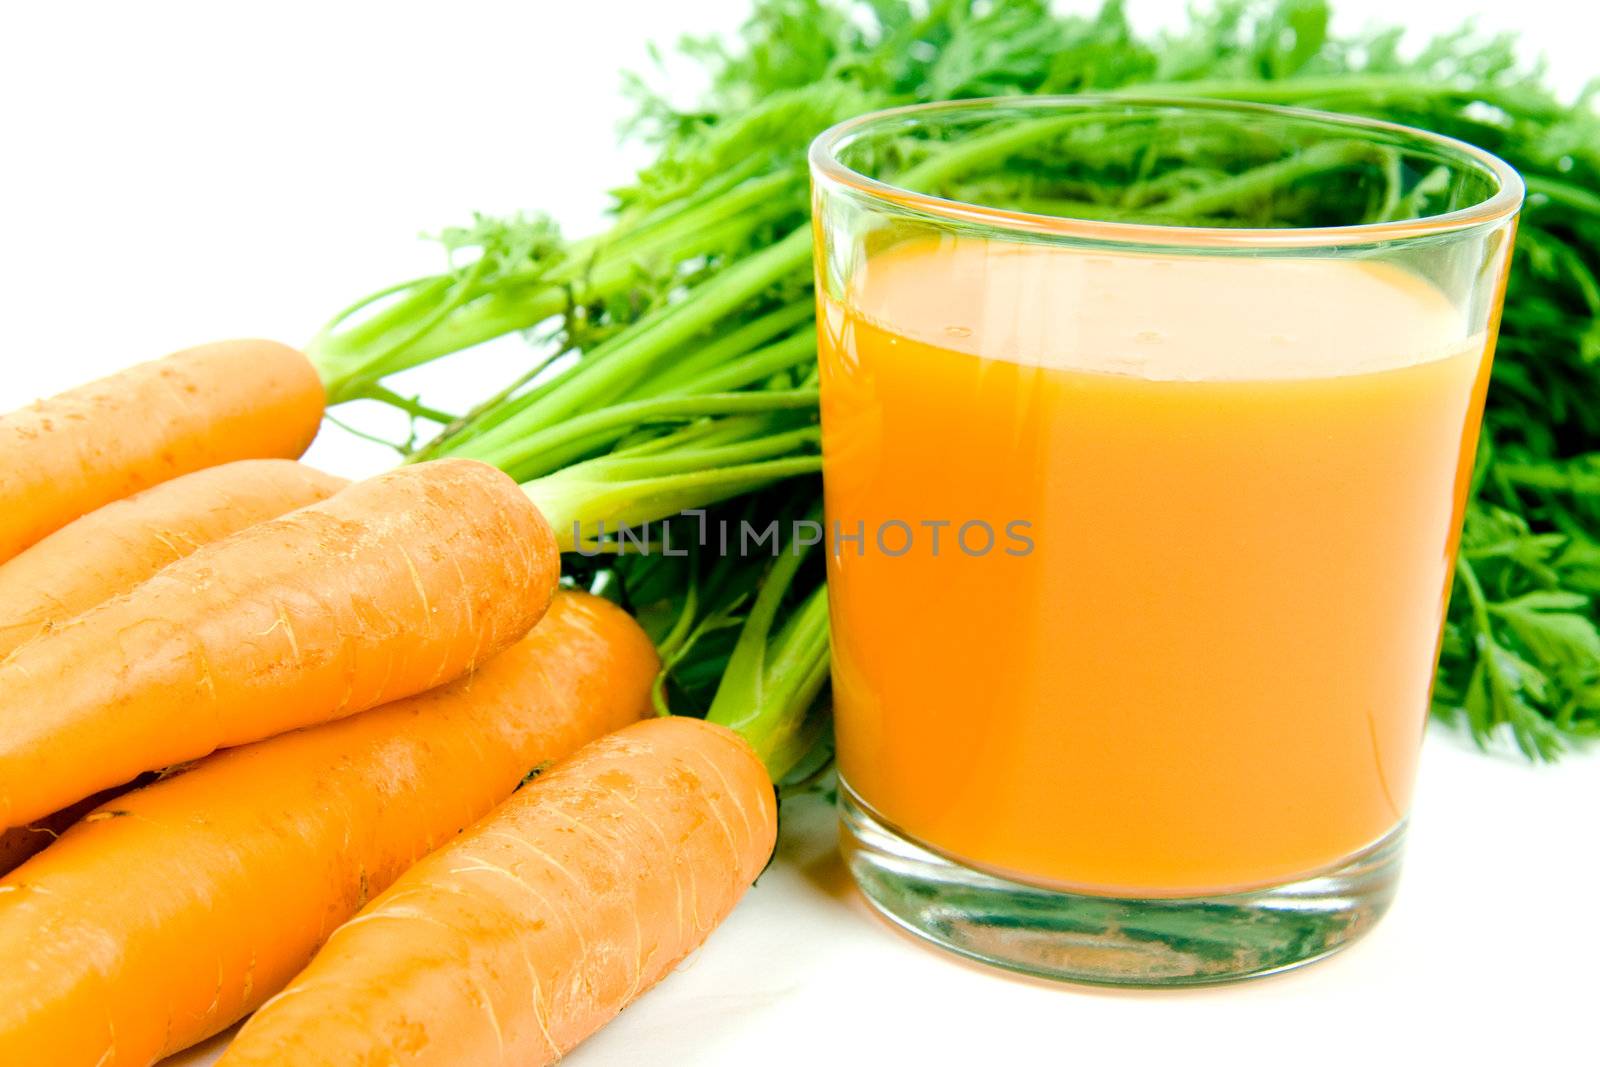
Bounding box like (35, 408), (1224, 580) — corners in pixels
(359, 255), (494, 390)
(1495, 460), (1600, 495)
(895, 113), (1100, 192)
(321, 412), (409, 455)
(313, 170), (805, 403)
(315, 274), (449, 354)
(622, 301), (816, 400)
(1456, 554), (1497, 641)
(358, 384), (458, 425)
(1000, 197), (1238, 226)
(1126, 75), (1549, 117)
(482, 389), (819, 480)
(1158, 140), (1374, 218)
(319, 283), (568, 403)
(668, 331), (817, 396)
(1525, 175), (1600, 218)
(443, 226), (815, 463)
(407, 343), (576, 463)
(706, 515), (831, 779)
(526, 454), (821, 553)
(588, 426), (820, 481)
(748, 586), (832, 779)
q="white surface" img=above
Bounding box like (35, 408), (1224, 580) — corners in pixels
(3, 2), (1597, 1064)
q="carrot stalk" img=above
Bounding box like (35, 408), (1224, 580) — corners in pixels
(0, 459), (346, 659)
(705, 516), (831, 780)
(0, 458), (558, 828)
(0, 591), (656, 1067)
(0, 340), (326, 565)
(219, 716), (776, 1067)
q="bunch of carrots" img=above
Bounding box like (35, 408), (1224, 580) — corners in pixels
(0, 340), (784, 1065)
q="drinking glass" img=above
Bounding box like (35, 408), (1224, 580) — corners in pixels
(809, 97), (1521, 985)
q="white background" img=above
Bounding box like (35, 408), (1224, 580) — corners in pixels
(2, 2), (1597, 1064)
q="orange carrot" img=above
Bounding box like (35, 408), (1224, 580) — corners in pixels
(0, 458), (558, 828)
(221, 716), (777, 1067)
(0, 460), (343, 873)
(0, 591), (657, 1067)
(0, 792), (111, 877)
(0, 459), (346, 659)
(0, 340), (325, 565)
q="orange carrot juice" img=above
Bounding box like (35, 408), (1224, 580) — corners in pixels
(820, 236), (1492, 897)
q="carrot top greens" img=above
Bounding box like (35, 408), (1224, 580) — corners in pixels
(310, 0), (1600, 761)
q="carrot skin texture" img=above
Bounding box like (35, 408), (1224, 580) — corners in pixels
(0, 592), (657, 1067)
(0, 789), (114, 876)
(0, 459), (346, 658)
(221, 716), (778, 1067)
(0, 460), (341, 874)
(0, 340), (325, 564)
(0, 458), (558, 827)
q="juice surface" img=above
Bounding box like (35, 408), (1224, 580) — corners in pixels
(819, 236), (1491, 896)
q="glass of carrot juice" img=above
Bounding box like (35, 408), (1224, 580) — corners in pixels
(809, 98), (1522, 985)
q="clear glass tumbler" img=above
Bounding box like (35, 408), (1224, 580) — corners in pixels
(809, 97), (1521, 985)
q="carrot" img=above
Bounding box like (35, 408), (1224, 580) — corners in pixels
(0, 457), (557, 828)
(0, 591), (657, 1067)
(0, 340), (325, 565)
(0, 792), (111, 877)
(220, 716), (777, 1067)
(0, 459), (345, 873)
(0, 459), (346, 659)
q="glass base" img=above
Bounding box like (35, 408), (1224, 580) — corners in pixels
(839, 785), (1404, 987)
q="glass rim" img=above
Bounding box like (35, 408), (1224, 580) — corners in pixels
(808, 95), (1525, 250)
